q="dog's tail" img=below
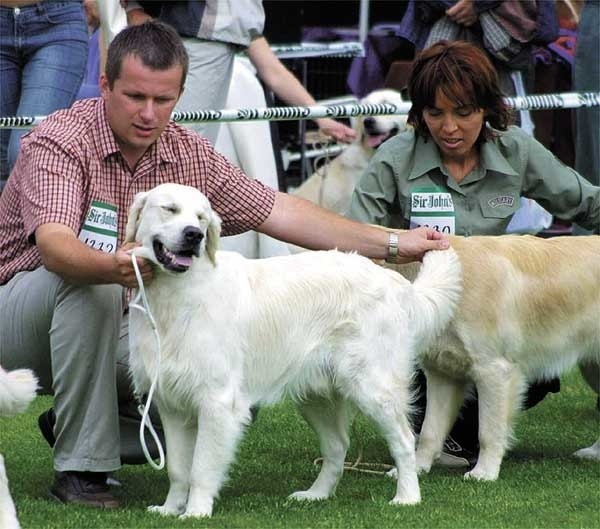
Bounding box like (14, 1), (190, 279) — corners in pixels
(407, 248), (462, 348)
(0, 366), (38, 417)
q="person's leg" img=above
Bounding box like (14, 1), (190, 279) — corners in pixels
(0, 267), (122, 473)
(6, 1), (88, 172)
(0, 7), (20, 190)
(176, 39), (236, 145)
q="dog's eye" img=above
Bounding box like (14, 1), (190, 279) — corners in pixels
(161, 205), (178, 214)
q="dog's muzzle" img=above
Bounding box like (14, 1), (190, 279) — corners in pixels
(363, 117), (400, 149)
(152, 226), (202, 273)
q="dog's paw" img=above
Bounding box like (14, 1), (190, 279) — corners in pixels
(147, 504), (183, 516)
(385, 467), (397, 480)
(180, 508), (212, 519)
(574, 441), (600, 460)
(463, 465), (498, 481)
(180, 498), (213, 518)
(389, 492), (421, 506)
(288, 490), (328, 502)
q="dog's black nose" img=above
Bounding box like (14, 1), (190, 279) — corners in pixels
(183, 226), (203, 245)
(363, 117), (376, 131)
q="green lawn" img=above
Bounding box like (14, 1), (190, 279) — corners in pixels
(1, 370), (599, 529)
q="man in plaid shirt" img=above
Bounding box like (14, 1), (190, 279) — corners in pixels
(0, 21), (447, 508)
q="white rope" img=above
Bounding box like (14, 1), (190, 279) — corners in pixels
(313, 449), (395, 477)
(1, 91), (598, 129)
(128, 251), (166, 471)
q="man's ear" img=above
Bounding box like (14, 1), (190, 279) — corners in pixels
(124, 191), (149, 243)
(100, 74), (110, 99)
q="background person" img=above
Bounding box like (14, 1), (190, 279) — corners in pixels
(0, 21), (447, 509)
(349, 40), (599, 466)
(0, 0), (89, 193)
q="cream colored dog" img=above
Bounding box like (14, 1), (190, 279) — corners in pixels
(0, 366), (38, 529)
(292, 89), (408, 216)
(385, 234), (600, 481)
(125, 183), (462, 518)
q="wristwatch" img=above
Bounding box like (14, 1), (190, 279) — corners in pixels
(387, 232), (399, 263)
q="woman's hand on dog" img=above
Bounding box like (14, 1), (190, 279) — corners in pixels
(316, 118), (357, 143)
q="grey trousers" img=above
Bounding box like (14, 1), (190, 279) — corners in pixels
(0, 267), (133, 472)
(176, 39), (236, 145)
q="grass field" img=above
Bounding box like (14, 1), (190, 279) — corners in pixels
(1, 370), (599, 529)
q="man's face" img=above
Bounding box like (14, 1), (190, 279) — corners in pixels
(101, 54), (183, 167)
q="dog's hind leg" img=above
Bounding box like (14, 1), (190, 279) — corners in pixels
(289, 397), (353, 502)
(465, 361), (526, 481)
(416, 370), (467, 474)
(148, 408), (196, 516)
(182, 395), (250, 518)
(350, 374), (420, 505)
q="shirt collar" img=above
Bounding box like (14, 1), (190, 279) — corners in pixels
(408, 135), (443, 180)
(96, 100), (178, 165)
(407, 130), (519, 180)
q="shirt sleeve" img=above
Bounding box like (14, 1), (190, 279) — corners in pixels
(521, 134), (600, 232)
(348, 150), (401, 228)
(200, 144), (276, 235)
(20, 136), (85, 242)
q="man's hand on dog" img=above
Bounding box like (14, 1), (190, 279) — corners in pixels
(117, 242), (154, 288)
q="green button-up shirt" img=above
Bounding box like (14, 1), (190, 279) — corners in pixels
(349, 126), (600, 235)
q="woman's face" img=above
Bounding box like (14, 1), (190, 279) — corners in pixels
(423, 89), (485, 163)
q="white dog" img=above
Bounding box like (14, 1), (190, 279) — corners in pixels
(125, 183), (461, 518)
(385, 233), (600, 481)
(292, 89), (408, 216)
(0, 366), (38, 529)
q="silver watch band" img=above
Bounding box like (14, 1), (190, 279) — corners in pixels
(387, 232), (399, 262)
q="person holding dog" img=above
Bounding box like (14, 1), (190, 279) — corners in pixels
(349, 40), (600, 467)
(0, 21), (447, 509)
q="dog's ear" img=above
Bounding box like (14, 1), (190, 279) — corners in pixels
(206, 209), (222, 266)
(124, 191), (149, 243)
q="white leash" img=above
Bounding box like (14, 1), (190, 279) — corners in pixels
(128, 251), (166, 470)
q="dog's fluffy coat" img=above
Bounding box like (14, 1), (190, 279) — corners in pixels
(0, 366), (38, 529)
(386, 233), (600, 480)
(126, 183), (461, 518)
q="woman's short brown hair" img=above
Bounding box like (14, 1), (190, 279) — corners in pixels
(407, 40), (513, 142)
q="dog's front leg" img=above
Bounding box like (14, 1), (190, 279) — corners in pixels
(416, 370), (467, 474)
(182, 396), (250, 518)
(148, 409), (196, 516)
(0, 455), (20, 529)
(465, 362), (525, 481)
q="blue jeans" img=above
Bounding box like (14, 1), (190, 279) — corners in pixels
(0, 1), (88, 188)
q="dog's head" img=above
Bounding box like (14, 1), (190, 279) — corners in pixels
(125, 183), (222, 273)
(356, 89), (408, 151)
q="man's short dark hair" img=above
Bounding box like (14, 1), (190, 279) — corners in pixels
(105, 20), (189, 90)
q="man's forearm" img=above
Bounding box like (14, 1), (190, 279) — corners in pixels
(258, 192), (393, 259)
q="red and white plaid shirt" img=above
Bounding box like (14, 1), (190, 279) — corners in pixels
(0, 98), (276, 285)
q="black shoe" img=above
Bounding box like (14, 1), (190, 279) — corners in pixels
(38, 407), (165, 465)
(438, 435), (478, 468)
(49, 471), (120, 509)
(38, 408), (56, 447)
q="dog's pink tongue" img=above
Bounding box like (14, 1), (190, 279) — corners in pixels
(175, 255), (193, 267)
(366, 134), (387, 148)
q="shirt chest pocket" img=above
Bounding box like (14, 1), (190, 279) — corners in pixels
(479, 194), (520, 219)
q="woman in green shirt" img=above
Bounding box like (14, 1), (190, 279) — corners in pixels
(349, 40), (599, 466)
